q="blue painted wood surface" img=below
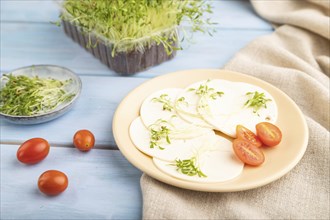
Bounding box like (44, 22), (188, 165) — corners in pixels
(1, 144), (142, 219)
(1, 0), (273, 219)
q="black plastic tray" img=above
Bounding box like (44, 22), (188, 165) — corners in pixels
(62, 21), (177, 75)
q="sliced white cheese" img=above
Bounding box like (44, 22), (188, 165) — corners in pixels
(130, 80), (278, 184)
(153, 135), (244, 183)
(129, 117), (215, 161)
(140, 88), (184, 127)
(198, 81), (278, 137)
(175, 79), (232, 129)
(140, 88), (213, 137)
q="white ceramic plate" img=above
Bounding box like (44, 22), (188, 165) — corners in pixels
(113, 69), (308, 192)
(0, 65), (82, 124)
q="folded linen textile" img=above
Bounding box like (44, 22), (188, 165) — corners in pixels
(141, 0), (330, 219)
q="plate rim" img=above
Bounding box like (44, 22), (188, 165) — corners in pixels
(113, 69), (309, 192)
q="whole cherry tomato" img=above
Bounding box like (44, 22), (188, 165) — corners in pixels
(232, 139), (265, 166)
(38, 170), (68, 196)
(73, 129), (95, 151)
(256, 122), (282, 147)
(236, 125), (263, 147)
(17, 138), (50, 164)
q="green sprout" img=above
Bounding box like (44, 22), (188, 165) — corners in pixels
(0, 74), (75, 116)
(244, 91), (272, 114)
(174, 156), (207, 178)
(189, 79), (224, 99)
(148, 117), (176, 150)
(152, 94), (174, 112)
(59, 0), (215, 56)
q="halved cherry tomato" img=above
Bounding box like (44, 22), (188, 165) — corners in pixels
(17, 138), (50, 164)
(236, 125), (262, 147)
(256, 122), (282, 147)
(38, 170), (68, 196)
(73, 129), (95, 151)
(232, 139), (265, 166)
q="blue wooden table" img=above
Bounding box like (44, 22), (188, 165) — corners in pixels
(0, 1), (272, 219)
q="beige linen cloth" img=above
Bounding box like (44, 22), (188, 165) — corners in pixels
(140, 0), (330, 219)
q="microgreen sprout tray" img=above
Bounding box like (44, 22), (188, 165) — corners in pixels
(61, 20), (177, 75)
(58, 0), (214, 75)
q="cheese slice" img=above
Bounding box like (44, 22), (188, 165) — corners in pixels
(153, 135), (244, 183)
(129, 117), (215, 161)
(198, 81), (278, 137)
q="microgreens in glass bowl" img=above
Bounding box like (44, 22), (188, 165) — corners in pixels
(0, 65), (82, 124)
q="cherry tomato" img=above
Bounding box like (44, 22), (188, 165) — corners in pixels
(236, 125), (262, 147)
(73, 129), (95, 151)
(256, 122), (282, 147)
(17, 138), (50, 164)
(232, 139), (265, 166)
(38, 170), (68, 196)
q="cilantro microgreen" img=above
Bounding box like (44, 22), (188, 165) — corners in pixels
(148, 118), (176, 150)
(152, 94), (174, 112)
(174, 156), (207, 178)
(0, 74), (75, 116)
(189, 80), (224, 100)
(244, 91), (272, 114)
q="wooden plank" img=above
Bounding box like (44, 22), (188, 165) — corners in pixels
(1, 22), (272, 77)
(1, 76), (147, 148)
(1, 0), (272, 30)
(1, 144), (142, 219)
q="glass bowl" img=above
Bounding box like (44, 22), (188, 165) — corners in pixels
(0, 65), (82, 124)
